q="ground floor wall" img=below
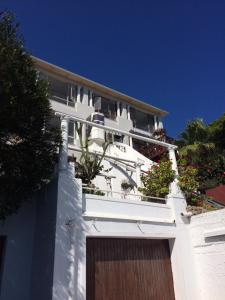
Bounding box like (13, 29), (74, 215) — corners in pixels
(53, 165), (198, 300)
(0, 177), (58, 300)
(189, 209), (225, 300)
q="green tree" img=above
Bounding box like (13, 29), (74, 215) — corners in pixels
(0, 11), (61, 219)
(176, 117), (225, 195)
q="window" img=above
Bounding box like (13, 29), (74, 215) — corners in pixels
(93, 95), (117, 120)
(69, 85), (78, 104)
(130, 108), (155, 132)
(48, 76), (68, 103)
(68, 121), (76, 144)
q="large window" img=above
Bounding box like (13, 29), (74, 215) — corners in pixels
(93, 96), (117, 120)
(130, 108), (155, 132)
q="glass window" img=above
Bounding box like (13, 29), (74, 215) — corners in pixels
(48, 76), (68, 104)
(68, 121), (76, 144)
(93, 96), (117, 120)
(130, 107), (154, 132)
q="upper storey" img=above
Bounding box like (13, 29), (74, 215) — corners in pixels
(33, 56), (168, 137)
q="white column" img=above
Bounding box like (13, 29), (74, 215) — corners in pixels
(59, 117), (69, 170)
(77, 86), (81, 103)
(168, 147), (178, 175)
(129, 137), (133, 148)
(122, 103), (127, 119)
(158, 117), (163, 129)
(127, 105), (131, 120)
(117, 101), (120, 117)
(168, 147), (179, 195)
(136, 161), (142, 189)
(154, 116), (158, 131)
(89, 90), (93, 107)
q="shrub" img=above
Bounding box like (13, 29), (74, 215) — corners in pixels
(139, 160), (176, 198)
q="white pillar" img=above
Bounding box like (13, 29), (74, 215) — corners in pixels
(77, 86), (81, 103)
(154, 116), (158, 131)
(117, 101), (120, 117)
(89, 90), (93, 107)
(168, 147), (179, 195)
(127, 105), (131, 120)
(59, 116), (69, 170)
(122, 103), (127, 119)
(158, 117), (163, 129)
(169, 147), (178, 175)
(136, 161), (142, 189)
(129, 137), (133, 148)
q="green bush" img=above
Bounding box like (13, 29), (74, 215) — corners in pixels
(139, 160), (176, 198)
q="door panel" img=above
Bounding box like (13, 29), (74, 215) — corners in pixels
(86, 238), (175, 300)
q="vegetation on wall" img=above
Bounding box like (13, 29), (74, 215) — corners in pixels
(0, 11), (61, 219)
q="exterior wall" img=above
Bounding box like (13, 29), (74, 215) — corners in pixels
(0, 201), (36, 300)
(53, 162), (198, 300)
(189, 209), (225, 300)
(30, 177), (58, 300)
(0, 178), (58, 300)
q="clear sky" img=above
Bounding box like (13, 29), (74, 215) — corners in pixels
(1, 0), (225, 138)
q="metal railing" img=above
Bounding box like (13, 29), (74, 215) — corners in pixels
(55, 112), (177, 150)
(82, 185), (166, 204)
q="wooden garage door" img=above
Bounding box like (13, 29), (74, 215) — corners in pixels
(86, 238), (175, 300)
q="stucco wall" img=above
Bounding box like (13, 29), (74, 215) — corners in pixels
(0, 178), (58, 300)
(189, 209), (225, 300)
(30, 177), (58, 300)
(0, 201), (36, 300)
(52, 163), (198, 300)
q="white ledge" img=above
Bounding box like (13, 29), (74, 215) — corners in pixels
(82, 212), (175, 224)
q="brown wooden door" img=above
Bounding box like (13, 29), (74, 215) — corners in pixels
(86, 238), (175, 300)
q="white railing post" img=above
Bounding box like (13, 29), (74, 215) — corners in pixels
(136, 161), (142, 189)
(59, 116), (69, 170)
(168, 147), (178, 176)
(168, 147), (181, 196)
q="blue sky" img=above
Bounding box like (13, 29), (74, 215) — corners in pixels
(1, 0), (225, 137)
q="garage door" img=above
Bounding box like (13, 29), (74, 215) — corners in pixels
(86, 238), (175, 300)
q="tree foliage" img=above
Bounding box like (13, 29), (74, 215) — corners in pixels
(0, 11), (61, 218)
(139, 160), (176, 198)
(176, 116), (225, 195)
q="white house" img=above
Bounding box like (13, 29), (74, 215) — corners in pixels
(0, 57), (225, 300)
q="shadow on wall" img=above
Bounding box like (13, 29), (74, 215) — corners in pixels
(53, 165), (87, 300)
(205, 235), (225, 243)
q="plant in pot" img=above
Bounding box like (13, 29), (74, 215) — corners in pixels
(121, 180), (135, 198)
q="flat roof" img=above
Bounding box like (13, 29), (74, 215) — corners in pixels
(32, 56), (168, 117)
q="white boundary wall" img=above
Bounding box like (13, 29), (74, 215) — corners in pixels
(189, 209), (225, 300)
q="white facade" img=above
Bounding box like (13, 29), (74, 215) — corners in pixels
(1, 58), (225, 300)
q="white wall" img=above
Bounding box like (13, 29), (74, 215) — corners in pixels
(0, 202), (36, 300)
(52, 162), (198, 300)
(189, 209), (225, 300)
